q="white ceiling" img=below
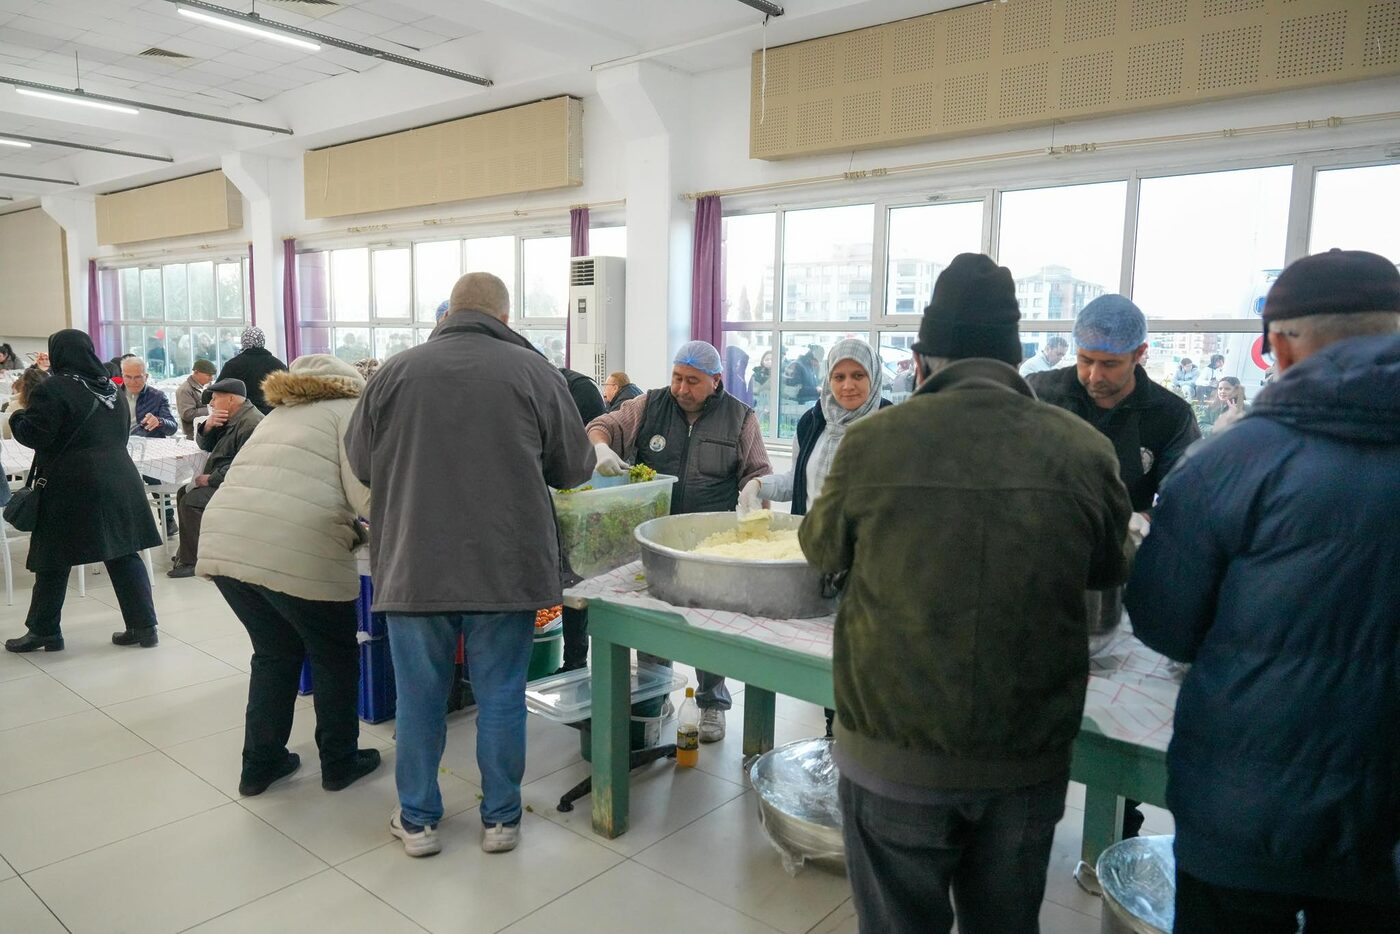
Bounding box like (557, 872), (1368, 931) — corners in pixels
(0, 0), (949, 203)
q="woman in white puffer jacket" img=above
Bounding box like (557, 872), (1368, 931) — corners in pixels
(197, 354), (380, 797)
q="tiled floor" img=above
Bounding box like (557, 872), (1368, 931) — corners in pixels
(0, 551), (1173, 933)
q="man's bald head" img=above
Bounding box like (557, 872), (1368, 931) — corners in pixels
(449, 272), (511, 323)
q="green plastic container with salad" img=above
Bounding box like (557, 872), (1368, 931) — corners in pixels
(553, 465), (678, 580)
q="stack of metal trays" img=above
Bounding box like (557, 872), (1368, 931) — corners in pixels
(749, 737), (846, 874)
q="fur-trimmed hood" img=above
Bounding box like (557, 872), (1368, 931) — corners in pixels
(261, 354), (364, 408)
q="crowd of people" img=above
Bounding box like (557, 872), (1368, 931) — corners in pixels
(1, 245), (1396, 932)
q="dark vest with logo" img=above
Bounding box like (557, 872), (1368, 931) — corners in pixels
(635, 387), (749, 515)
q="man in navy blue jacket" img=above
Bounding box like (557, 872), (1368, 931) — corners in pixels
(121, 356), (178, 536)
(120, 357), (177, 439)
(1126, 249), (1400, 933)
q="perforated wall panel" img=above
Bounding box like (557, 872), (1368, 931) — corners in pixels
(96, 171), (242, 246)
(304, 97), (583, 220)
(750, 0), (1400, 160)
(0, 209), (69, 336)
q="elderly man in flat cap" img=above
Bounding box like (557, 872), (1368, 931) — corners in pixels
(1127, 249), (1400, 932)
(169, 377), (264, 578)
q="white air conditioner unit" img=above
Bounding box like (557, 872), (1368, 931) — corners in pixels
(568, 255), (625, 385)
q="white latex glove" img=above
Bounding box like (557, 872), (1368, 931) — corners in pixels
(738, 478), (763, 516)
(593, 442), (629, 477)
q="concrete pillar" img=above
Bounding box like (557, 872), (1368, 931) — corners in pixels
(596, 62), (694, 390)
(221, 153), (297, 358)
(40, 193), (99, 335)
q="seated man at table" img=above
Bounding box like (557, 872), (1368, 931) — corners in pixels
(1126, 250), (1400, 932)
(800, 254), (1131, 934)
(122, 355), (180, 536)
(176, 358), (216, 440)
(122, 356), (178, 439)
(169, 378), (263, 579)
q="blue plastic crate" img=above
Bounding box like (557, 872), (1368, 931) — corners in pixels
(357, 575), (387, 638)
(358, 635), (396, 724)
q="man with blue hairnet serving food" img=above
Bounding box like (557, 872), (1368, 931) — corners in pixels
(1027, 295), (1200, 841)
(586, 340), (772, 742)
(1027, 295), (1200, 516)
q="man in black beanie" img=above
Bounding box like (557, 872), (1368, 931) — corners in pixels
(800, 253), (1132, 934)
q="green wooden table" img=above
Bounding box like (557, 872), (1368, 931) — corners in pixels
(585, 598), (1167, 878)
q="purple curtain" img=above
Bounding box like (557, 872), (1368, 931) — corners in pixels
(570, 207), (590, 258)
(282, 238), (301, 362)
(247, 244), (256, 327)
(690, 194), (722, 347)
(86, 259), (104, 359)
(567, 207), (590, 369)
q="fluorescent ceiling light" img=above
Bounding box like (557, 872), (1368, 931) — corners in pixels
(0, 138), (33, 148)
(16, 87), (139, 115)
(178, 6), (321, 52)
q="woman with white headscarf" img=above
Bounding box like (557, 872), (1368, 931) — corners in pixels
(741, 338), (889, 517)
(741, 338), (887, 738)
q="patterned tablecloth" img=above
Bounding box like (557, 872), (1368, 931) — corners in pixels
(567, 561), (1182, 752)
(1, 436), (209, 485)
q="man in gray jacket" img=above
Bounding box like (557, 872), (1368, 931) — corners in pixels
(345, 272), (595, 858)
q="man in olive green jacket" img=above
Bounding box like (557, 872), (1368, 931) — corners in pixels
(800, 253), (1131, 934)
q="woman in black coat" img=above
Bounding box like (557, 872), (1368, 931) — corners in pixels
(217, 327), (287, 415)
(4, 330), (162, 653)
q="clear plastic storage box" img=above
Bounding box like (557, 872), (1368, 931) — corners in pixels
(551, 472), (677, 579)
(525, 663), (686, 724)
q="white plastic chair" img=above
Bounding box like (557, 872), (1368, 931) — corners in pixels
(1, 513), (25, 607)
(148, 481), (183, 554)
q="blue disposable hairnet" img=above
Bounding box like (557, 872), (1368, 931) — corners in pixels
(673, 340), (723, 376)
(1074, 294), (1148, 354)
(435, 300), (451, 322)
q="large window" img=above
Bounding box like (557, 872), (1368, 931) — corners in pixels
(298, 226), (625, 366)
(886, 201), (983, 316)
(722, 157), (1396, 442)
(1309, 163), (1400, 259)
(1133, 166), (1291, 319)
(99, 257), (249, 379)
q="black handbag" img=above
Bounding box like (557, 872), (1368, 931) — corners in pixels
(4, 398), (98, 532)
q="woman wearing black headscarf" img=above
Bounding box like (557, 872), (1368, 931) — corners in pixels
(4, 330), (162, 653)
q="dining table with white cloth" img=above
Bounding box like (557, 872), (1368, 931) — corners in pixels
(1, 435), (209, 486)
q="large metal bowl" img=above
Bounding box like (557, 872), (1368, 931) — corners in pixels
(634, 512), (836, 619)
(750, 737), (845, 873)
(1087, 585), (1125, 655)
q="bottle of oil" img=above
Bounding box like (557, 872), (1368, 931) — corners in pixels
(675, 687), (700, 768)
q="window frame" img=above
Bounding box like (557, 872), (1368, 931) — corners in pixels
(721, 150), (1397, 444)
(96, 253), (252, 377)
(294, 223), (627, 363)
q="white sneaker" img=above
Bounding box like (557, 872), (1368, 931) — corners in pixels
(481, 823), (520, 854)
(389, 808), (441, 857)
(699, 708), (726, 743)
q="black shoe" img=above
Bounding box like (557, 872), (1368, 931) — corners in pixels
(4, 632), (64, 653)
(167, 565), (195, 579)
(322, 749), (382, 792)
(239, 753), (301, 797)
(165, 521), (179, 538)
(112, 627), (159, 648)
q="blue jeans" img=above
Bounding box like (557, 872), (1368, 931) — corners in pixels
(839, 773), (1068, 934)
(387, 612), (534, 828)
